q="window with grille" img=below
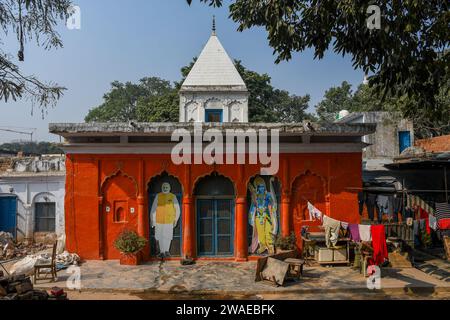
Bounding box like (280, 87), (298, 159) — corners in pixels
(35, 202), (56, 232)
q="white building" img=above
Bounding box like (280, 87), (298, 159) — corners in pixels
(0, 155), (65, 241)
(179, 21), (249, 123)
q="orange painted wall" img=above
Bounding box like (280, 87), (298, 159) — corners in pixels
(64, 152), (363, 261)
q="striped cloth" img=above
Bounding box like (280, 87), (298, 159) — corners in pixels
(435, 202), (450, 222)
(407, 195), (435, 215)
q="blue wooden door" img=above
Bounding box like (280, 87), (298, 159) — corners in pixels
(0, 196), (17, 237)
(399, 131), (411, 153)
(197, 199), (234, 256)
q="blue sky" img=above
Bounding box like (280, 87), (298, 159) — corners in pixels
(0, 0), (364, 143)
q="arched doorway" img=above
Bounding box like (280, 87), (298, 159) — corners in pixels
(291, 171), (327, 248)
(101, 171), (138, 260)
(246, 176), (281, 255)
(148, 172), (182, 258)
(194, 172), (235, 257)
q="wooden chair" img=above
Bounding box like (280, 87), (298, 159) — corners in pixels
(34, 241), (58, 284)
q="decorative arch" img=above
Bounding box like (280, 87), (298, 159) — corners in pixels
(291, 170), (328, 222)
(193, 171), (236, 197)
(204, 97), (222, 109)
(291, 169), (328, 193)
(32, 192), (56, 205)
(146, 170), (184, 194)
(101, 169), (138, 198)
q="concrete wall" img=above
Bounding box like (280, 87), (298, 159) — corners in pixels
(0, 156), (65, 240)
(0, 176), (65, 240)
(343, 112), (414, 170)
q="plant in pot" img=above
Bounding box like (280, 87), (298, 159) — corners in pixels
(114, 230), (147, 265)
(274, 232), (297, 253)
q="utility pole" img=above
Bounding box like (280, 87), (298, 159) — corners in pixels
(0, 127), (36, 142)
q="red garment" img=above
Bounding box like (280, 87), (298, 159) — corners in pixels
(425, 218), (431, 235)
(371, 225), (388, 266)
(439, 218), (450, 230)
(419, 208), (429, 219)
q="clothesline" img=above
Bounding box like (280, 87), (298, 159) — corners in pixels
(346, 187), (449, 193)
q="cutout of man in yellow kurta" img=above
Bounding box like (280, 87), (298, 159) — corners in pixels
(150, 182), (180, 258)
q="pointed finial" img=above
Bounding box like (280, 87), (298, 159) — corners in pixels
(212, 15), (216, 35)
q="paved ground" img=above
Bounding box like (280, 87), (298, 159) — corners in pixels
(411, 249), (450, 282)
(28, 259), (450, 299)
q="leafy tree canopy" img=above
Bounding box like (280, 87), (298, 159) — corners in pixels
(0, 0), (72, 111)
(188, 0), (449, 120)
(85, 59), (313, 123)
(315, 81), (450, 138)
(0, 141), (63, 155)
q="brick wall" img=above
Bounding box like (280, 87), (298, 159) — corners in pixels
(415, 135), (450, 153)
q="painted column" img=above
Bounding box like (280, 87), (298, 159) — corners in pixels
(182, 195), (195, 258)
(281, 193), (291, 237)
(235, 197), (248, 261)
(98, 196), (104, 260)
(137, 196), (146, 237)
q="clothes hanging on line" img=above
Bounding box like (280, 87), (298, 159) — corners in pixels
(376, 195), (390, 216)
(413, 220), (420, 236)
(392, 195), (403, 222)
(358, 225), (372, 242)
(366, 193), (377, 222)
(371, 225), (389, 266)
(438, 218), (450, 230)
(435, 203), (450, 221)
(429, 214), (438, 231)
(358, 192), (365, 216)
(323, 215), (341, 248)
(407, 195), (435, 215)
(348, 224), (361, 242)
(307, 201), (323, 221)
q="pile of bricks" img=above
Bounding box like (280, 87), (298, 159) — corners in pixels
(0, 273), (48, 300)
(0, 232), (48, 261)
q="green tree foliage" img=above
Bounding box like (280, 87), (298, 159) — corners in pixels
(0, 141), (63, 155)
(316, 81), (354, 122)
(188, 0), (449, 119)
(85, 60), (313, 123)
(0, 0), (71, 110)
(235, 60), (312, 123)
(85, 77), (179, 122)
(316, 81), (450, 138)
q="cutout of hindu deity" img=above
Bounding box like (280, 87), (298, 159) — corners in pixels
(150, 182), (181, 258)
(248, 176), (278, 254)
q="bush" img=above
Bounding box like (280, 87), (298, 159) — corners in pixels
(274, 232), (297, 250)
(114, 230), (147, 254)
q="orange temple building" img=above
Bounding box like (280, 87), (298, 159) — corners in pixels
(49, 29), (375, 262)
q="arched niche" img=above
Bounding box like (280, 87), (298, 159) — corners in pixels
(246, 175), (281, 256)
(148, 172), (183, 257)
(291, 170), (327, 248)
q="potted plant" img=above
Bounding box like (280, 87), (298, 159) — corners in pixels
(114, 230), (147, 265)
(274, 232), (297, 254)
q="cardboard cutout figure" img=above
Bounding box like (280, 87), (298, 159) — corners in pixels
(150, 182), (181, 258)
(248, 176), (278, 254)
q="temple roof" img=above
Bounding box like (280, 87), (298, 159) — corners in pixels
(180, 34), (247, 92)
(49, 122), (376, 137)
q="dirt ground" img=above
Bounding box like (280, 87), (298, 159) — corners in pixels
(66, 290), (450, 300)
